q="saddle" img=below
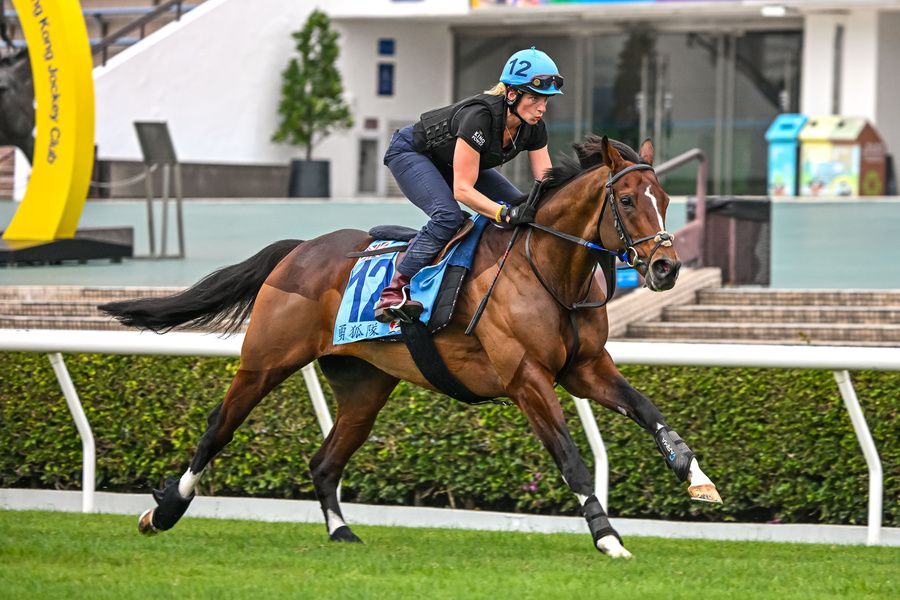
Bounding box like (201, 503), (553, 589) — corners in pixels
(348, 218), (476, 266)
(336, 216), (498, 405)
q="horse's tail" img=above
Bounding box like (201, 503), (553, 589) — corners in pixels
(99, 239), (303, 334)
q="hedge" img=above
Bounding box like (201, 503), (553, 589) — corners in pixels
(0, 351), (896, 526)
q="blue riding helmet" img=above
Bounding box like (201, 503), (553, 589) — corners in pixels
(499, 47), (564, 96)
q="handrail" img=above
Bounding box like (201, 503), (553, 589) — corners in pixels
(656, 148), (707, 267)
(0, 330), (888, 544)
(93, 0), (184, 66)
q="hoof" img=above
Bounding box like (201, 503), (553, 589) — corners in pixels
(138, 508), (159, 535)
(689, 482), (723, 504)
(596, 534), (633, 559)
(329, 525), (363, 543)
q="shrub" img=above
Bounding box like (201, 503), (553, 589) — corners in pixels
(0, 352), (895, 526)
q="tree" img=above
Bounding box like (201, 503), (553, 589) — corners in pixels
(273, 10), (353, 161)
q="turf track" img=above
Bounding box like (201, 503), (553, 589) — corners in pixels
(0, 510), (896, 599)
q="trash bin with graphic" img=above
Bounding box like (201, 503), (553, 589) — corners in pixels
(799, 116), (887, 197)
(765, 114), (807, 197)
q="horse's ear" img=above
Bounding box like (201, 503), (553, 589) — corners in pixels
(639, 138), (655, 165)
(600, 135), (624, 172)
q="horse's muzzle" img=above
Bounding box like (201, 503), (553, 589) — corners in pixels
(646, 257), (681, 291)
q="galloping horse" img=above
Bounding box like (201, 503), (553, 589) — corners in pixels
(101, 136), (721, 559)
(0, 1), (34, 163)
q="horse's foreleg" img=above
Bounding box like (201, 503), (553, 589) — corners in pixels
(560, 350), (722, 504)
(310, 356), (398, 543)
(510, 357), (632, 558)
(138, 364), (301, 534)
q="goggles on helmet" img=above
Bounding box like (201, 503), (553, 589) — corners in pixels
(526, 74), (564, 92)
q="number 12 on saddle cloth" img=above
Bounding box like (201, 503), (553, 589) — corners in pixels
(332, 216), (488, 345)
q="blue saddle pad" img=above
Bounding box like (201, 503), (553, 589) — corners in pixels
(333, 216), (487, 345)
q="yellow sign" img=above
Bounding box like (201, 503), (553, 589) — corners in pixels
(2, 0), (94, 241)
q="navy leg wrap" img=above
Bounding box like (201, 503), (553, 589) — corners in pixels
(582, 494), (621, 548)
(150, 477), (195, 531)
(654, 426), (695, 482)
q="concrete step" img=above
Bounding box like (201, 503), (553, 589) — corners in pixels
(626, 321), (900, 345)
(0, 315), (130, 330)
(663, 305), (900, 325)
(697, 288), (900, 307)
(0, 315), (242, 332)
(0, 286), (183, 301)
(0, 300), (115, 317)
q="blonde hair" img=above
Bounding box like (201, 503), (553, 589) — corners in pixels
(484, 82), (508, 96)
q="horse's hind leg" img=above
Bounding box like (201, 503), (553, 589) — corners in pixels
(139, 285), (323, 534)
(310, 355), (398, 543)
(560, 350), (722, 504)
(138, 363), (303, 534)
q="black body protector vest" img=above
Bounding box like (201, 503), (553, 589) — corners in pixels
(418, 93), (508, 168)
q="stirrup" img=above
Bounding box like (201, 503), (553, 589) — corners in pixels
(374, 287), (423, 323)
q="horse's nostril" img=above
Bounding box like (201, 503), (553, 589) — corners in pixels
(651, 259), (681, 280)
(652, 259), (672, 275)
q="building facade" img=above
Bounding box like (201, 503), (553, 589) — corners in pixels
(91, 0), (900, 199)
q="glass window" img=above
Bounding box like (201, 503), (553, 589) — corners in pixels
(453, 26), (801, 197)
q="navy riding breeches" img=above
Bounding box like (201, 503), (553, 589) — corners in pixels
(383, 125), (522, 277)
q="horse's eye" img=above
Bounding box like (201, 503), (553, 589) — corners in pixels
(619, 195), (634, 207)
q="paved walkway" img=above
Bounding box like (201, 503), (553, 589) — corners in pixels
(0, 200), (428, 286)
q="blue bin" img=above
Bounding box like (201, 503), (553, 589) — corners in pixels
(765, 114), (808, 197)
(616, 267), (640, 289)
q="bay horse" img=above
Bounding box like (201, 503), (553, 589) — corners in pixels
(101, 135), (721, 559)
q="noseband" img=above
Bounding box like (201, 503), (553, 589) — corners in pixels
(598, 163), (674, 268)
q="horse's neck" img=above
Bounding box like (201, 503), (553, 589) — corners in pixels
(527, 170), (609, 302)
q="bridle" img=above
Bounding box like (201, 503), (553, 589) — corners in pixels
(520, 161), (676, 382)
(598, 163), (674, 269)
(524, 162), (674, 311)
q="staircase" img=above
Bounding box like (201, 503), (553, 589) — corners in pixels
(0, 285), (186, 330)
(625, 288), (900, 346)
(2, 1), (204, 65)
(2, 283), (898, 346)
(0, 148), (13, 200)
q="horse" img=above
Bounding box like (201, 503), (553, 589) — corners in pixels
(0, 9), (34, 164)
(100, 135), (722, 559)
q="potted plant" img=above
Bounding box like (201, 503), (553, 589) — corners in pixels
(273, 9), (353, 198)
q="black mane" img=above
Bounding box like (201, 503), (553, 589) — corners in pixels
(541, 136), (646, 194)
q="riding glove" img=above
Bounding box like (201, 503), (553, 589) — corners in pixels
(500, 204), (536, 226)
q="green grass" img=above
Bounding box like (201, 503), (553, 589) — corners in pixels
(0, 511), (896, 599)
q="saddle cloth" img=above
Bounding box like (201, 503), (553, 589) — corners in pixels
(332, 215), (489, 346)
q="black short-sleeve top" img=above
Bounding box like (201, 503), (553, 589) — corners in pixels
(412, 97), (548, 170)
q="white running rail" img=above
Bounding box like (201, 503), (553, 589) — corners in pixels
(0, 330), (893, 545)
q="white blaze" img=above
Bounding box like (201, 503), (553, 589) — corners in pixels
(644, 185), (665, 230)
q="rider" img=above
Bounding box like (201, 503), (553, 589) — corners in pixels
(374, 46), (564, 323)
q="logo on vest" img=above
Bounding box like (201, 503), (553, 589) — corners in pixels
(472, 130), (486, 147)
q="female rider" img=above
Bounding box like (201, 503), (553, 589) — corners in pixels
(374, 46), (564, 323)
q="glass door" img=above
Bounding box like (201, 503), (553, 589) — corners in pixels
(590, 29), (800, 196)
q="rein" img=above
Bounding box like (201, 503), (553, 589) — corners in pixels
(523, 162), (674, 381)
(524, 162), (673, 312)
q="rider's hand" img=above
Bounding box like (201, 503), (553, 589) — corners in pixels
(503, 204), (536, 226)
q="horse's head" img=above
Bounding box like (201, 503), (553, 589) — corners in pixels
(583, 135), (680, 292)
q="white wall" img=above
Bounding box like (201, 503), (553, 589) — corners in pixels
(801, 13), (840, 116)
(329, 0), (468, 18)
(333, 20), (453, 195)
(839, 9), (879, 119)
(801, 8), (899, 156)
(93, 0), (454, 197)
(875, 12), (900, 160)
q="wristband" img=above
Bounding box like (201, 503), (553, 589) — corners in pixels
(495, 205), (504, 223)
